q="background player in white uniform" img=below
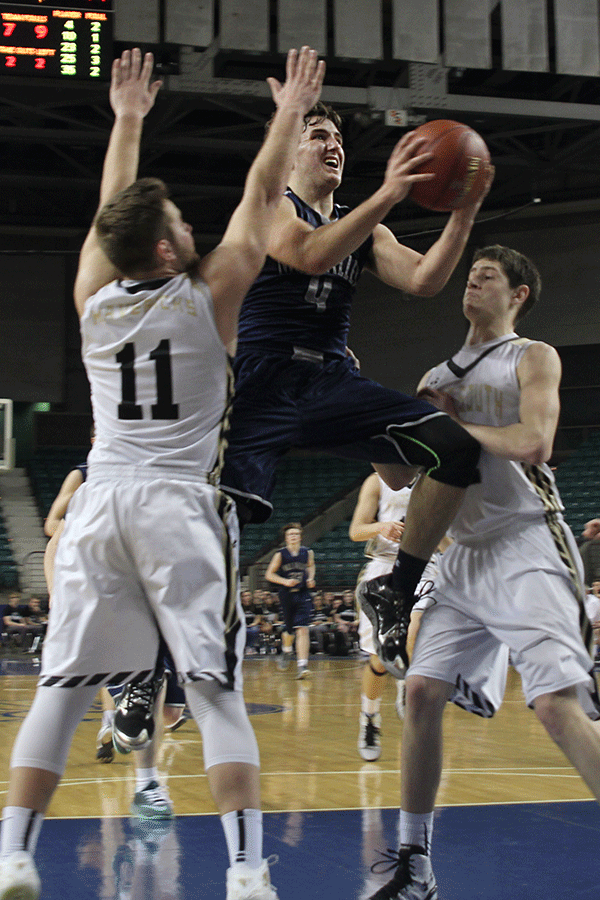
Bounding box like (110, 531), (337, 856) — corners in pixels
(0, 46), (325, 900)
(350, 474), (449, 760)
(368, 245), (600, 900)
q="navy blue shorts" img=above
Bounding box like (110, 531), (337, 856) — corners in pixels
(221, 352), (444, 522)
(279, 590), (313, 631)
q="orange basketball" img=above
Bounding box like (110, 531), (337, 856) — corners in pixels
(409, 119), (491, 212)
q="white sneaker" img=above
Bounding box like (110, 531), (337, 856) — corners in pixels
(395, 679), (406, 720)
(226, 859), (279, 900)
(0, 851), (41, 900)
(357, 711), (382, 761)
(130, 781), (174, 820)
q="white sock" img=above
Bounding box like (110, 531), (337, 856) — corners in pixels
(101, 709), (115, 729)
(221, 809), (263, 869)
(400, 810), (434, 855)
(1, 806), (44, 858)
(297, 660), (308, 669)
(361, 695), (381, 716)
(136, 767), (158, 792)
(282, 647), (292, 655)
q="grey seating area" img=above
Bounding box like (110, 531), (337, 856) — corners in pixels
(554, 432), (600, 539)
(239, 455), (371, 570)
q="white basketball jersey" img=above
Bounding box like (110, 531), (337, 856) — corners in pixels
(424, 333), (564, 542)
(81, 273), (232, 477)
(366, 477), (411, 561)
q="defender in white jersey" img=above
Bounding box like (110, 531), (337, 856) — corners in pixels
(0, 46), (326, 900)
(351, 473), (448, 760)
(369, 245), (600, 900)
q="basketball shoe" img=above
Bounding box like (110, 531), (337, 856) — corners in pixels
(130, 780), (174, 820)
(368, 847), (438, 900)
(357, 576), (410, 678)
(226, 859), (279, 900)
(357, 711), (382, 761)
(113, 674), (164, 754)
(0, 851), (41, 900)
(277, 651), (292, 671)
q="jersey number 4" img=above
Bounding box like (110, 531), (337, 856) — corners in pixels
(116, 339), (179, 420)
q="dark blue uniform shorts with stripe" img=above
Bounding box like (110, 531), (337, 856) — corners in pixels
(221, 352), (443, 523)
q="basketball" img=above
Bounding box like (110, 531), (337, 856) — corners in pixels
(409, 119), (491, 212)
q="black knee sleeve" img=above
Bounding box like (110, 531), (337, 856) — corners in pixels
(387, 415), (480, 489)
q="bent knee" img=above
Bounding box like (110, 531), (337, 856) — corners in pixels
(405, 675), (452, 718)
(533, 689), (576, 744)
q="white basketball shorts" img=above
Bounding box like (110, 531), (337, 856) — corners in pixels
(409, 517), (599, 718)
(39, 472), (245, 692)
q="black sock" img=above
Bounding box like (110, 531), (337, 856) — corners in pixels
(391, 549), (427, 601)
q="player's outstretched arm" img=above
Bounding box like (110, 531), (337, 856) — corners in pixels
(74, 49), (162, 315)
(367, 164), (494, 296)
(198, 46), (325, 349)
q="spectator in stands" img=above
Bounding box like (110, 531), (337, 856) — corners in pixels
(1, 592), (33, 648)
(266, 523), (315, 679)
(241, 591), (261, 654)
(329, 594), (358, 655)
(585, 580), (600, 668)
(259, 593), (282, 652)
(309, 593), (331, 654)
(24, 597), (47, 654)
(579, 519), (600, 588)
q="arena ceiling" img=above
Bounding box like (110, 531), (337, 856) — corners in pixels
(3, 48), (600, 247)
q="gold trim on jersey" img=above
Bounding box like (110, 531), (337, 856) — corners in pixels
(215, 489), (242, 687)
(209, 357), (235, 488)
(522, 463), (593, 656)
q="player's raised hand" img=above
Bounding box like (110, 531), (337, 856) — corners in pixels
(380, 131), (435, 205)
(109, 48), (163, 119)
(267, 46), (326, 115)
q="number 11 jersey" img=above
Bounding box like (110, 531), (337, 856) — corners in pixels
(81, 272), (233, 478)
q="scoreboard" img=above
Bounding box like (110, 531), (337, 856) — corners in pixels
(0, 0), (112, 79)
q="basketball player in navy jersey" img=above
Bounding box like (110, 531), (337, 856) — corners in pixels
(221, 102), (494, 677)
(0, 45), (325, 900)
(265, 523), (315, 678)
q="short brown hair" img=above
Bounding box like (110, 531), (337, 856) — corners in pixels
(95, 177), (172, 275)
(282, 522), (302, 539)
(266, 101), (342, 135)
(472, 244), (541, 322)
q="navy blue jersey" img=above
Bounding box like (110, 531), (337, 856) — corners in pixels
(236, 189), (374, 357)
(276, 546), (310, 594)
(75, 464), (88, 481)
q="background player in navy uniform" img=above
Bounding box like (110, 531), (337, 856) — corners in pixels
(0, 45), (325, 900)
(221, 102), (494, 676)
(265, 523), (315, 678)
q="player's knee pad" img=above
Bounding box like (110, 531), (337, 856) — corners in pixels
(184, 680), (259, 770)
(11, 684), (98, 775)
(387, 415), (480, 489)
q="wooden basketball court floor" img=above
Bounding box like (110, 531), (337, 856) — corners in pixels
(0, 653), (599, 899)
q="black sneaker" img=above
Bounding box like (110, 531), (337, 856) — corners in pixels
(357, 576), (410, 678)
(113, 674), (164, 754)
(369, 847), (438, 900)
